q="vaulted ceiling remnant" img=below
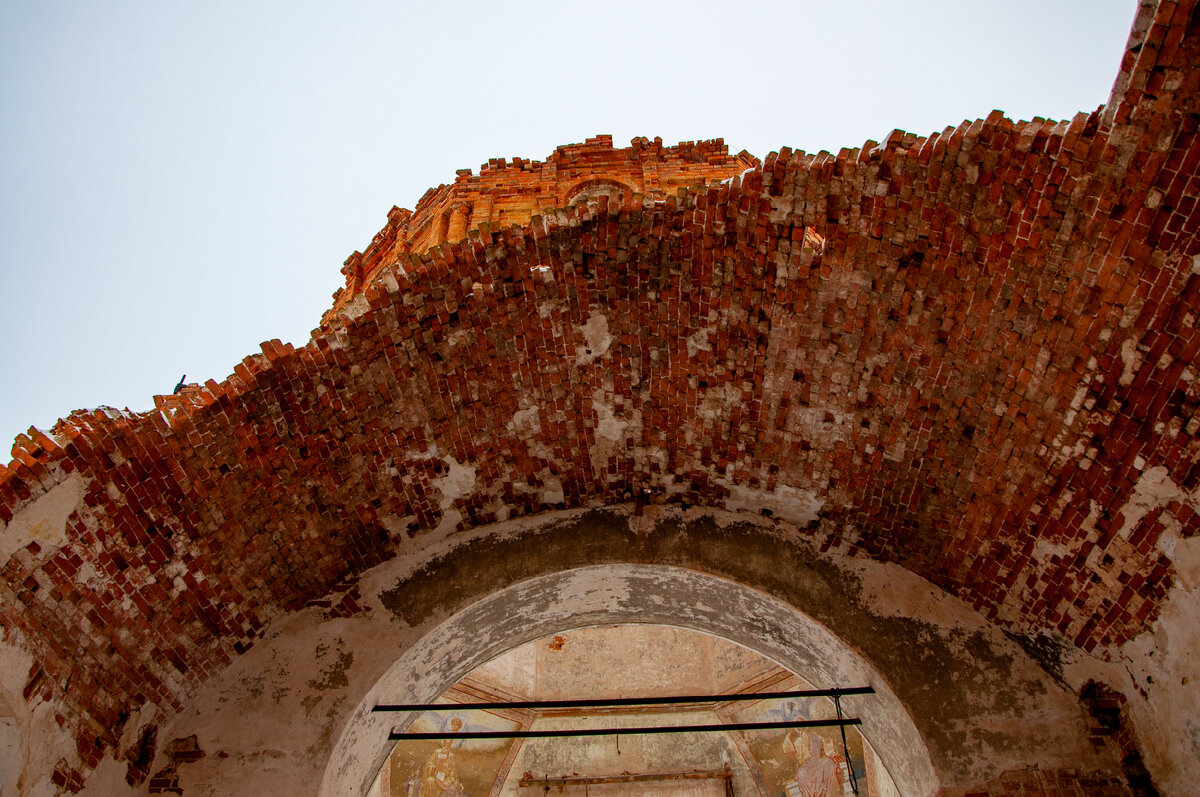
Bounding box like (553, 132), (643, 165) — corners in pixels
(2, 1), (1199, 795)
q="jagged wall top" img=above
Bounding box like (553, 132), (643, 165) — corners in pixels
(325, 135), (758, 321)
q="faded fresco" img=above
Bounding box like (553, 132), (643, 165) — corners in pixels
(732, 695), (864, 797)
(373, 627), (898, 797)
(385, 710), (520, 797)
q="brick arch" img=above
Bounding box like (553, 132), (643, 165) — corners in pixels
(0, 149), (1195, 791)
(141, 508), (1110, 797)
(2, 2), (1199, 791)
(562, 176), (639, 205)
(319, 564), (940, 797)
(0, 157), (1195, 792)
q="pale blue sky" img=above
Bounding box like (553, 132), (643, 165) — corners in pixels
(1, 1), (1137, 451)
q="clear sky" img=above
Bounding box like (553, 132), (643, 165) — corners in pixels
(0, 0), (1138, 452)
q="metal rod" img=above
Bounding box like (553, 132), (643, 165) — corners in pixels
(520, 770), (731, 787)
(388, 717), (861, 741)
(374, 686), (874, 713)
(835, 694), (859, 797)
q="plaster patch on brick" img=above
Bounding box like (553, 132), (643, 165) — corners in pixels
(1061, 384), (1090, 430)
(695, 383), (741, 424)
(1033, 536), (1078, 563)
(1119, 562), (1200, 797)
(636, 447), (671, 488)
(1118, 338), (1142, 387)
(0, 473), (85, 562)
(0, 716), (21, 797)
(429, 454), (475, 507)
(1081, 499), (1103, 537)
(307, 641), (353, 692)
(507, 406), (556, 462)
(591, 393), (628, 443)
(1173, 536), (1200, 592)
(508, 406), (540, 436)
(577, 314), (611, 364)
(534, 478), (564, 507)
(794, 407), (852, 445)
(686, 325), (713, 358)
(341, 292), (371, 322)
(380, 514), (416, 540)
(768, 193), (794, 225)
(0, 639), (94, 797)
(1116, 466), (1198, 542)
(115, 708), (159, 761)
(430, 454), (476, 536)
(721, 482), (822, 527)
(850, 559), (988, 634)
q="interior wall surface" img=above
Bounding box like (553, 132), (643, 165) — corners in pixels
(112, 507), (1118, 797)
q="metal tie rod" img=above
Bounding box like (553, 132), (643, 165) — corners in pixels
(373, 686), (874, 713)
(389, 717), (862, 741)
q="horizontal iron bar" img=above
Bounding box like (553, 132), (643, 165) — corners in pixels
(388, 717), (861, 740)
(374, 686), (874, 713)
(520, 770), (731, 787)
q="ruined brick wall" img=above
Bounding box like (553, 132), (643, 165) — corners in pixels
(2, 0), (1199, 793)
(326, 135), (759, 321)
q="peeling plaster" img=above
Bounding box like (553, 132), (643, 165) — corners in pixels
(591, 392), (628, 443)
(686, 325), (714, 358)
(0, 473), (85, 562)
(576, 314), (611, 364)
(1119, 541), (1200, 796)
(1175, 536), (1200, 591)
(0, 717), (20, 797)
(851, 559), (989, 634)
(508, 406), (540, 436)
(0, 637), (95, 797)
(431, 456), (476, 509)
(379, 514), (416, 540)
(57, 507), (1121, 797)
(429, 453), (476, 535)
(1116, 465), (1199, 543)
(1118, 337), (1142, 387)
(722, 482), (822, 527)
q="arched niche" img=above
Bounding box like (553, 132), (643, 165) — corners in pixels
(563, 177), (637, 206)
(320, 564), (936, 797)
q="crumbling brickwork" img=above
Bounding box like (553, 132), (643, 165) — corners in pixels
(327, 135), (758, 321)
(1, 0), (1198, 793)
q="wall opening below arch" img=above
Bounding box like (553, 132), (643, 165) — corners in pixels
(367, 623), (902, 797)
(322, 563), (936, 797)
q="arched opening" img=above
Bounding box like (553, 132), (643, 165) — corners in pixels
(565, 178), (636, 206)
(366, 623), (901, 797)
(321, 565), (935, 797)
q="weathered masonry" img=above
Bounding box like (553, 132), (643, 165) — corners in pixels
(2, 1), (1199, 794)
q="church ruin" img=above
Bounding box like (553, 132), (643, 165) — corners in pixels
(1, 1), (1198, 794)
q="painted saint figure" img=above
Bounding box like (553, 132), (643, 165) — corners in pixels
(418, 718), (466, 797)
(783, 731), (842, 797)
